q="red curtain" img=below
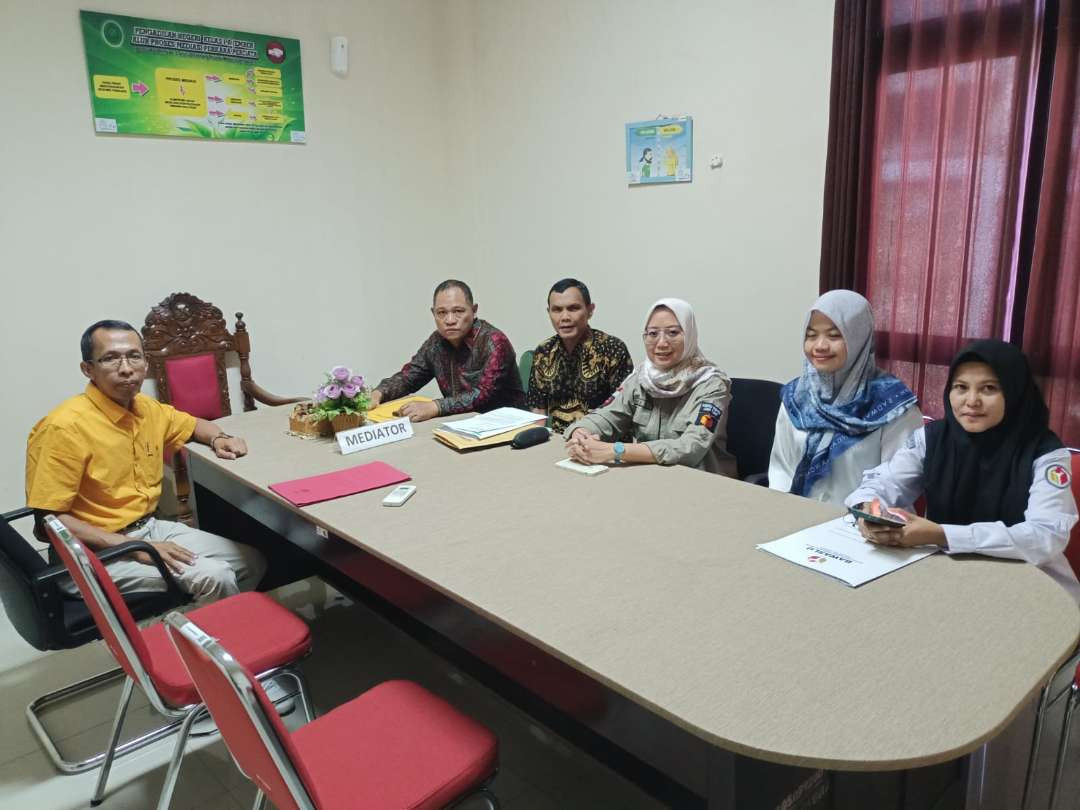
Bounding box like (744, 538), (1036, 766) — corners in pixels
(1023, 0), (1080, 447)
(862, 0), (1046, 419)
(820, 0), (880, 293)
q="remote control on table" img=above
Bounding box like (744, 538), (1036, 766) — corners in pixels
(382, 484), (417, 506)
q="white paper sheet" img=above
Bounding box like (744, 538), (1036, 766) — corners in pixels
(442, 407), (545, 439)
(555, 458), (609, 476)
(757, 517), (939, 587)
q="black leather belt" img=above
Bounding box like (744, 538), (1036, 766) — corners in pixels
(120, 514), (154, 535)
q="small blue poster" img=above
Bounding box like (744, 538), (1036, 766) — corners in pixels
(626, 117), (693, 185)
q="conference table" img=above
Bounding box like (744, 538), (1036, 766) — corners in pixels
(187, 405), (1080, 809)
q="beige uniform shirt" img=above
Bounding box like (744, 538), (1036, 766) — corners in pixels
(564, 371), (736, 476)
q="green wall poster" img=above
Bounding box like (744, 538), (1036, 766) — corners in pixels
(79, 10), (306, 143)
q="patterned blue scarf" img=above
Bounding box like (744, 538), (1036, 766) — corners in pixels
(783, 373), (917, 496)
(783, 290), (917, 497)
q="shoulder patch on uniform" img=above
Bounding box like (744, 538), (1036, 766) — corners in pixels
(1046, 464), (1071, 489)
(696, 402), (722, 432)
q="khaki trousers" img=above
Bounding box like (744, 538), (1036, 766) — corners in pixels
(60, 517), (267, 602)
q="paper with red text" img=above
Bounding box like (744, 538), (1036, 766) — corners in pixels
(757, 517), (938, 587)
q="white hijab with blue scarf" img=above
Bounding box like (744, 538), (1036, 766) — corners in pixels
(782, 290), (917, 497)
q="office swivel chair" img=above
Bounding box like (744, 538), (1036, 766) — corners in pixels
(0, 506), (189, 773)
(518, 349), (534, 390)
(727, 377), (783, 484)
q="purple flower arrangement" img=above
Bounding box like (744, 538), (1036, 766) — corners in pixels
(311, 365), (370, 420)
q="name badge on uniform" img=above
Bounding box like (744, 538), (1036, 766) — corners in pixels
(696, 402), (722, 433)
(336, 416), (414, 455)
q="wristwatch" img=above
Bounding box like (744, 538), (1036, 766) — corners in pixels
(613, 441), (625, 464)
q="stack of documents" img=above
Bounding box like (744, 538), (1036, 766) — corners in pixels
(757, 516), (938, 587)
(441, 408), (546, 440)
(432, 424), (541, 451)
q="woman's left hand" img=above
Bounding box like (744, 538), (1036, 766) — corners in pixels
(862, 510), (947, 548)
(567, 435), (616, 465)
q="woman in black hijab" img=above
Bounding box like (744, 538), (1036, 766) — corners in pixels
(845, 340), (1079, 603)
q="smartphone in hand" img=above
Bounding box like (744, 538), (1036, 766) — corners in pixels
(848, 498), (909, 528)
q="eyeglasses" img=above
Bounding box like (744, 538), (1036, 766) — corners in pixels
(432, 307), (470, 321)
(94, 351), (146, 370)
(642, 328), (684, 344)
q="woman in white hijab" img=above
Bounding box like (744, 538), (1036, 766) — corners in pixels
(565, 298), (736, 475)
(768, 289), (922, 503)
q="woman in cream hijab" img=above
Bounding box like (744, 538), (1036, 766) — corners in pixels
(769, 289), (922, 502)
(565, 298), (736, 475)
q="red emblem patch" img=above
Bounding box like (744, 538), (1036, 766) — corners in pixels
(1046, 464), (1071, 489)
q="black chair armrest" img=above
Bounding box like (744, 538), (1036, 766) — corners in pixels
(2, 507), (34, 522)
(37, 540), (191, 606)
(744, 472), (769, 487)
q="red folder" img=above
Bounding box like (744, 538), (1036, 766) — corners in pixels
(269, 462), (410, 506)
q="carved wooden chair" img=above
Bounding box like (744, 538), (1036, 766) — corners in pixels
(142, 292), (304, 522)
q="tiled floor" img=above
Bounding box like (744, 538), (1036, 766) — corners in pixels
(0, 578), (665, 809)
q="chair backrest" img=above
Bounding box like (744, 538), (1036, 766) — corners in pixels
(142, 292), (235, 420)
(726, 378), (783, 480)
(42, 516), (163, 706)
(1065, 450), (1080, 580)
(518, 349), (534, 390)
(164, 613), (315, 810)
(0, 510), (51, 649)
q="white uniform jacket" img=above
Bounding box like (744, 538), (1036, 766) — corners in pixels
(846, 427), (1080, 604)
(769, 405), (924, 504)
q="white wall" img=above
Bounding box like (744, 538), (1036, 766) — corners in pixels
(441, 0), (833, 378)
(0, 0), (463, 506)
(0, 0), (833, 507)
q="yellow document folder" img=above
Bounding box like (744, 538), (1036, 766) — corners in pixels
(431, 424), (540, 452)
(365, 396), (434, 423)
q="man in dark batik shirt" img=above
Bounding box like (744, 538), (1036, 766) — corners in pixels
(527, 278), (634, 433)
(369, 279), (525, 422)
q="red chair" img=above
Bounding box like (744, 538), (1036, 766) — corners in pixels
(164, 611), (501, 810)
(1021, 449), (1080, 810)
(43, 515), (313, 809)
(1, 507), (192, 775)
(141, 292), (305, 522)
(1047, 659), (1080, 810)
(1064, 449), (1080, 582)
(1046, 450), (1080, 809)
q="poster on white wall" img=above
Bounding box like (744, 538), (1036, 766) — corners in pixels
(80, 10), (306, 144)
(626, 117), (692, 185)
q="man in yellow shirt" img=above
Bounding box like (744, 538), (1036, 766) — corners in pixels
(26, 320), (266, 601)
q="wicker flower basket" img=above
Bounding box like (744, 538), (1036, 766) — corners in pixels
(330, 412), (365, 433)
(289, 404), (333, 437)
(306, 366), (371, 436)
